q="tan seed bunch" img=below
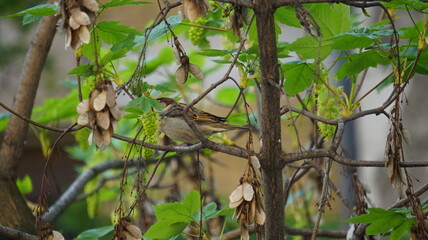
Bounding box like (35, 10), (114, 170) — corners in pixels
(182, 0), (211, 22)
(114, 218), (143, 240)
(77, 80), (121, 150)
(174, 39), (204, 85)
(58, 0), (99, 49)
(229, 156), (265, 240)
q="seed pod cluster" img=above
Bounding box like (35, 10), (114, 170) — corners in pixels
(114, 218), (143, 240)
(77, 80), (121, 150)
(182, 0), (211, 22)
(229, 155), (265, 240)
(174, 38), (204, 85)
(59, 0), (99, 49)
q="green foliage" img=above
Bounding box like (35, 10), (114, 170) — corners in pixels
(282, 61), (315, 95)
(75, 225), (114, 240)
(144, 190), (231, 239)
(16, 175), (33, 195)
(1, 3), (58, 25)
(345, 207), (421, 239)
(103, 0), (152, 8)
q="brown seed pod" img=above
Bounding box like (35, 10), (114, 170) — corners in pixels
(176, 65), (188, 85)
(80, 0), (99, 12)
(106, 83), (116, 107)
(77, 113), (89, 126)
(125, 224), (142, 239)
(242, 182), (254, 201)
(189, 63), (204, 80)
(78, 26), (91, 44)
(96, 110), (110, 130)
(93, 90), (107, 111)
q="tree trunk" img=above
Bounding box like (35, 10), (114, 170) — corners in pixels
(254, 1), (284, 239)
(0, 12), (58, 233)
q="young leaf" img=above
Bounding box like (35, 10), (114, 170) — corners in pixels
(1, 4), (58, 18)
(16, 175), (33, 195)
(143, 220), (187, 239)
(275, 6), (301, 28)
(283, 61), (315, 95)
(327, 32), (378, 50)
(287, 35), (333, 60)
(307, 3), (352, 37)
(336, 50), (390, 80)
(183, 189), (201, 215)
(76, 225), (114, 240)
(390, 218), (414, 240)
(103, 0), (152, 8)
(68, 64), (95, 77)
(96, 21), (140, 45)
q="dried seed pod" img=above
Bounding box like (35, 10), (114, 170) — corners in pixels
(229, 197), (244, 208)
(77, 99), (90, 114)
(242, 182), (254, 201)
(80, 0), (99, 12)
(125, 224), (142, 239)
(255, 208), (266, 225)
(229, 185), (244, 203)
(93, 90), (107, 111)
(70, 9), (91, 26)
(176, 65), (188, 85)
(189, 63), (204, 80)
(109, 105), (121, 120)
(106, 84), (116, 107)
(52, 231), (65, 240)
(182, 0), (199, 22)
(78, 26), (91, 44)
(77, 113), (89, 126)
(68, 15), (81, 30)
(96, 110), (110, 130)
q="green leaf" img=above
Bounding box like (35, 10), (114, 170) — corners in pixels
(2, 4), (58, 18)
(275, 6), (301, 28)
(22, 14), (43, 25)
(153, 202), (191, 222)
(143, 220), (187, 239)
(127, 96), (163, 113)
(327, 32), (378, 50)
(16, 175), (33, 195)
(134, 15), (183, 47)
(183, 190), (201, 215)
(307, 3), (352, 37)
(195, 49), (233, 57)
(68, 64), (95, 77)
(76, 225), (114, 240)
(287, 36), (332, 60)
(336, 50), (390, 80)
(365, 213), (406, 235)
(100, 48), (128, 65)
(283, 61), (315, 95)
(97, 21), (140, 45)
(383, 0), (428, 11)
(390, 218), (414, 240)
(103, 0), (152, 7)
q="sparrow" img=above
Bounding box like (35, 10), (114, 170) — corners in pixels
(157, 97), (247, 144)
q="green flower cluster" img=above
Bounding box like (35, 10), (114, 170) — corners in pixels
(140, 111), (159, 159)
(188, 18), (209, 47)
(316, 85), (341, 139)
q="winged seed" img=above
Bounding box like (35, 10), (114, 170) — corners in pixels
(93, 90), (107, 111)
(229, 185), (244, 203)
(242, 182), (254, 201)
(189, 63), (204, 80)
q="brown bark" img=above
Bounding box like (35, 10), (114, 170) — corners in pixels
(0, 12), (58, 233)
(253, 1), (285, 239)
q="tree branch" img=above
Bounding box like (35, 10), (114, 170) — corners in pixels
(42, 158), (158, 223)
(0, 225), (37, 240)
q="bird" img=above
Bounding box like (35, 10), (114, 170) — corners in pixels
(157, 97), (248, 144)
